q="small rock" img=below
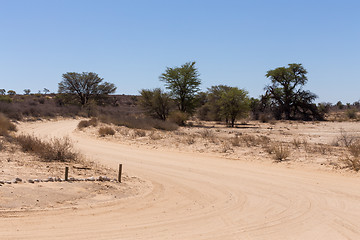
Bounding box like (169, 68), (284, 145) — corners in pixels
(28, 179), (34, 183)
(0, 180), (5, 184)
(48, 177), (54, 182)
(6, 181), (12, 184)
(43, 179), (49, 182)
(34, 179), (40, 183)
(15, 177), (22, 182)
(99, 176), (110, 181)
(86, 177), (95, 181)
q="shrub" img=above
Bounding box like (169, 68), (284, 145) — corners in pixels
(15, 134), (78, 162)
(78, 120), (90, 129)
(273, 144), (290, 161)
(168, 111), (188, 126)
(77, 118), (98, 129)
(334, 129), (358, 147)
(348, 141), (360, 158)
(346, 109), (357, 119)
(134, 129), (146, 137)
(0, 113), (17, 136)
(341, 156), (360, 172)
(98, 127), (115, 136)
(99, 115), (178, 131)
(231, 135), (241, 147)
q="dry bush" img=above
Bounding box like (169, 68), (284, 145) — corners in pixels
(149, 131), (162, 140)
(309, 144), (332, 155)
(339, 140), (360, 171)
(185, 135), (196, 145)
(231, 135), (241, 147)
(134, 129), (146, 137)
(77, 118), (98, 129)
(98, 127), (116, 137)
(346, 109), (357, 120)
(15, 134), (78, 162)
(198, 129), (216, 142)
(272, 144), (290, 162)
(341, 156), (360, 172)
(221, 142), (233, 153)
(292, 138), (302, 148)
(0, 113), (17, 136)
(348, 141), (360, 158)
(333, 129), (358, 147)
(168, 111), (188, 126)
(99, 115), (178, 131)
(78, 120), (90, 129)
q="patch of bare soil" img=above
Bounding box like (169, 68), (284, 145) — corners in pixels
(0, 137), (151, 213)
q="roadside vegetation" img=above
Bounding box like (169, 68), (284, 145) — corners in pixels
(1, 64), (360, 172)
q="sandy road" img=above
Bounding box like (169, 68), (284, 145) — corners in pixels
(2, 119), (360, 239)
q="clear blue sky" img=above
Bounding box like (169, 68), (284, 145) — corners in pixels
(1, 0), (359, 103)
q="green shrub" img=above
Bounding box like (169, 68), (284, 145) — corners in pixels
(0, 95), (12, 103)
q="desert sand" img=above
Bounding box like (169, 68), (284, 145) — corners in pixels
(1, 119), (360, 239)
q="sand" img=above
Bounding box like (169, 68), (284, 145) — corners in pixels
(1, 119), (360, 239)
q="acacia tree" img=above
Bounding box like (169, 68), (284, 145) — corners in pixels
(219, 87), (250, 127)
(139, 88), (172, 120)
(58, 72), (116, 106)
(160, 62), (201, 114)
(265, 63), (321, 120)
(7, 90), (16, 96)
(0, 89), (5, 95)
(24, 89), (31, 95)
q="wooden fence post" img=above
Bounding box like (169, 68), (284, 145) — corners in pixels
(118, 164), (122, 183)
(65, 166), (69, 181)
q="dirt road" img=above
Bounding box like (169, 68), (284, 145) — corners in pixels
(2, 119), (360, 239)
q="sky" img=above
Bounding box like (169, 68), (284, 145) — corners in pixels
(1, 0), (359, 104)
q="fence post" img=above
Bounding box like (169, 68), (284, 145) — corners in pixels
(65, 166), (69, 181)
(118, 164), (122, 183)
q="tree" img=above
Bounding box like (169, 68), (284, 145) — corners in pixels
(58, 72), (116, 106)
(24, 89), (31, 95)
(139, 88), (172, 120)
(0, 89), (5, 95)
(7, 90), (16, 96)
(218, 87), (250, 127)
(160, 61), (201, 114)
(264, 63), (321, 120)
(43, 88), (50, 94)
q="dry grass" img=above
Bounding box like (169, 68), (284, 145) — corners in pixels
(100, 115), (178, 131)
(15, 134), (79, 162)
(0, 113), (17, 136)
(333, 129), (359, 147)
(185, 135), (196, 145)
(149, 131), (162, 140)
(272, 144), (290, 162)
(98, 127), (116, 137)
(134, 129), (146, 137)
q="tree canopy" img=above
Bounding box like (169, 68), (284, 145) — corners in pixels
(219, 87), (250, 127)
(265, 63), (321, 120)
(160, 62), (201, 114)
(139, 88), (172, 121)
(58, 72), (116, 106)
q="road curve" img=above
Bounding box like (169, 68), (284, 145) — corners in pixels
(2, 119), (360, 240)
